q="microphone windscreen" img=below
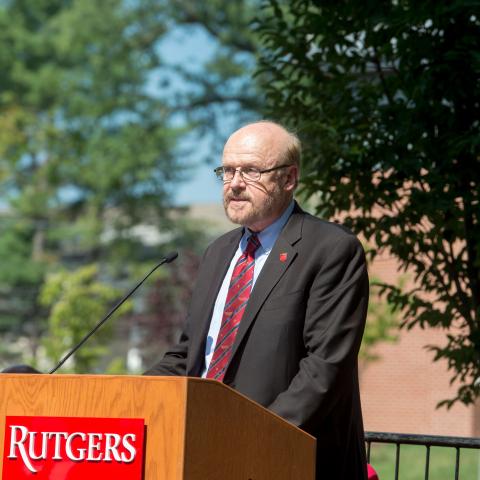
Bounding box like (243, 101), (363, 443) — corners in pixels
(164, 251), (179, 263)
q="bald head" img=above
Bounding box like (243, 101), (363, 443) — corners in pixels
(224, 121), (301, 171)
(221, 121), (300, 232)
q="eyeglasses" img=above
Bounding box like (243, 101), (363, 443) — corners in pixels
(214, 164), (293, 182)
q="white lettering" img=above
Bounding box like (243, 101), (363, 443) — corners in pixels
(87, 433), (103, 461)
(28, 431), (48, 460)
(48, 431), (68, 459)
(6, 425), (140, 470)
(7, 426), (37, 473)
(121, 433), (136, 463)
(104, 433), (122, 462)
(65, 432), (86, 461)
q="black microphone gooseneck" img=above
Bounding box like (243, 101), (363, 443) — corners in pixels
(49, 251), (179, 374)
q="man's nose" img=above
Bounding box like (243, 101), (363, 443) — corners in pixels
(229, 169), (246, 188)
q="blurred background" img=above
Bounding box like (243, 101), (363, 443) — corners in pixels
(0, 1), (479, 476)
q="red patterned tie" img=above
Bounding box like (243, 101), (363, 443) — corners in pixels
(206, 234), (261, 381)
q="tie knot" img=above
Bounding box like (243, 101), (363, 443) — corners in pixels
(245, 234), (261, 257)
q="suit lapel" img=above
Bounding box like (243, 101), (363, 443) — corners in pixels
(186, 228), (242, 375)
(228, 206), (304, 366)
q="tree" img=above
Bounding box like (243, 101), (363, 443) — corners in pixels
(0, 0), (270, 370)
(256, 1), (480, 406)
(0, 0), (182, 362)
(138, 249), (202, 367)
(39, 264), (131, 373)
(155, 0), (264, 155)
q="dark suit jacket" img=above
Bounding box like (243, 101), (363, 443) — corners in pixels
(145, 204), (369, 479)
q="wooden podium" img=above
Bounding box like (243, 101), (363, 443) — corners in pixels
(0, 375), (315, 479)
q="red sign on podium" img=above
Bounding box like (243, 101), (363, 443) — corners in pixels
(2, 415), (145, 479)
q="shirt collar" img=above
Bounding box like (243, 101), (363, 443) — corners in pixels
(241, 201), (295, 254)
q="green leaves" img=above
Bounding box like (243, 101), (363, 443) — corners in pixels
(39, 264), (131, 373)
(257, 0), (480, 406)
(0, 0), (182, 367)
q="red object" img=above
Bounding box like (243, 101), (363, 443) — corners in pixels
(367, 463), (379, 480)
(3, 415), (145, 480)
(279, 252), (288, 262)
(207, 234), (261, 381)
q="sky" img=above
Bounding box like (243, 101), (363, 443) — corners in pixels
(175, 159), (222, 206)
(159, 27), (225, 206)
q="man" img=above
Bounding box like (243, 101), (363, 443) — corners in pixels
(145, 121), (369, 479)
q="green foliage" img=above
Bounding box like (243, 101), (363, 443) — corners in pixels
(361, 277), (399, 362)
(160, 0), (262, 146)
(257, 1), (480, 405)
(0, 0), (184, 359)
(39, 264), (131, 373)
(0, 0), (265, 370)
(0, 0), (180, 225)
(0, 216), (47, 334)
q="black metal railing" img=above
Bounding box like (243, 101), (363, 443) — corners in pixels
(365, 431), (480, 480)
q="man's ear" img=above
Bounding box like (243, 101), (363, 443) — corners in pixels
(284, 165), (299, 191)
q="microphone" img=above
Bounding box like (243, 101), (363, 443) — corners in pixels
(49, 252), (178, 374)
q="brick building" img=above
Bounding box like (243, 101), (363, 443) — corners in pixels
(362, 249), (480, 437)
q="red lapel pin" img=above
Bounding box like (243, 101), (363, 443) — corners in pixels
(279, 252), (288, 262)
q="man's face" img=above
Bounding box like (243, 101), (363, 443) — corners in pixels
(221, 125), (296, 232)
